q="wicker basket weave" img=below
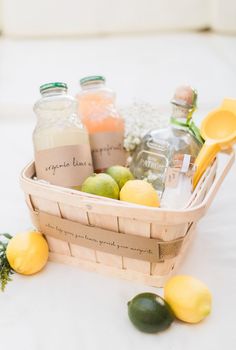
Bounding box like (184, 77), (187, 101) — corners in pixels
(20, 151), (234, 287)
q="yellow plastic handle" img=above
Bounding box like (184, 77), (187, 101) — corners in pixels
(221, 98), (236, 115)
(193, 141), (220, 188)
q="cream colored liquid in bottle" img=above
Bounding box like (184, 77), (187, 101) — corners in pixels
(33, 82), (93, 188)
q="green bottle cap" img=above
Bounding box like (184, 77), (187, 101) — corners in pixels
(40, 82), (67, 94)
(80, 75), (105, 86)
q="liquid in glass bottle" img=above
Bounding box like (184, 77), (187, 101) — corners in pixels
(33, 82), (93, 188)
(77, 76), (126, 172)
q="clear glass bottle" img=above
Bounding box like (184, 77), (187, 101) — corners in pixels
(33, 82), (93, 188)
(77, 75), (126, 172)
(129, 86), (203, 208)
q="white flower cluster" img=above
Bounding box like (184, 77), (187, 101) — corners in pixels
(120, 101), (168, 153)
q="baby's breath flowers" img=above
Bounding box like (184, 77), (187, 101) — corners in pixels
(120, 102), (167, 154)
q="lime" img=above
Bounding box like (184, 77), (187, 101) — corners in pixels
(106, 166), (134, 190)
(128, 293), (174, 333)
(81, 173), (119, 199)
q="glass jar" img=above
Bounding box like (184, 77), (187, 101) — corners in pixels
(77, 75), (126, 172)
(33, 82), (93, 188)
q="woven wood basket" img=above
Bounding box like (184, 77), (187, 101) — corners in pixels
(20, 151), (234, 287)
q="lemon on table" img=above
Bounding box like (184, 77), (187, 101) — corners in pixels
(164, 275), (212, 323)
(6, 231), (49, 275)
(120, 180), (160, 207)
(81, 173), (119, 199)
(106, 166), (134, 190)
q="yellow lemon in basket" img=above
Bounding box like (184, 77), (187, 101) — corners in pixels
(120, 180), (160, 207)
(6, 231), (49, 275)
(164, 275), (212, 323)
(81, 173), (119, 199)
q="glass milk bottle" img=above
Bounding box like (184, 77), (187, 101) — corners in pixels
(77, 75), (126, 172)
(33, 82), (93, 188)
(130, 85), (203, 208)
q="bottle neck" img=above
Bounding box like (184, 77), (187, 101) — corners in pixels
(81, 81), (105, 91)
(170, 104), (194, 129)
(170, 104), (204, 144)
(41, 87), (67, 97)
(79, 81), (116, 108)
(35, 88), (77, 121)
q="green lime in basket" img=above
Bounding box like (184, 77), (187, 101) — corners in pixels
(106, 165), (134, 190)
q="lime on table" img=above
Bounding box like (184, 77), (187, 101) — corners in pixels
(128, 292), (174, 333)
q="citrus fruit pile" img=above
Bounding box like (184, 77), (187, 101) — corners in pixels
(81, 165), (160, 207)
(128, 275), (212, 333)
(1, 233), (212, 337)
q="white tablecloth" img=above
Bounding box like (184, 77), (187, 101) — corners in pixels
(0, 33), (236, 350)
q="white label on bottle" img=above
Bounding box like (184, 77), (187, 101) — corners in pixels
(165, 153), (195, 188)
(89, 131), (127, 171)
(165, 167), (180, 188)
(181, 154), (191, 173)
(35, 144), (94, 187)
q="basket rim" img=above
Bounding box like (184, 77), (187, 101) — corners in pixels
(20, 160), (205, 211)
(19, 150), (234, 224)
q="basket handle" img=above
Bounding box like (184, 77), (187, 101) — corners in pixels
(201, 149), (235, 212)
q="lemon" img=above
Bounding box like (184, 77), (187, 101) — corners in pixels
(106, 166), (134, 190)
(81, 173), (119, 199)
(6, 231), (49, 275)
(164, 275), (212, 323)
(120, 180), (160, 207)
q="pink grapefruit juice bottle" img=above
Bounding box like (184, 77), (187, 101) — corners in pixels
(77, 75), (126, 172)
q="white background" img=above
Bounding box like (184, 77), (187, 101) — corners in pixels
(0, 32), (236, 349)
(0, 0), (236, 35)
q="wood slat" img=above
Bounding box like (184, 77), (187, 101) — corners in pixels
(30, 196), (71, 256)
(118, 218), (151, 274)
(87, 213), (122, 268)
(58, 203), (96, 262)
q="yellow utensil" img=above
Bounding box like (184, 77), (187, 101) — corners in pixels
(221, 98), (236, 113)
(193, 106), (236, 188)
